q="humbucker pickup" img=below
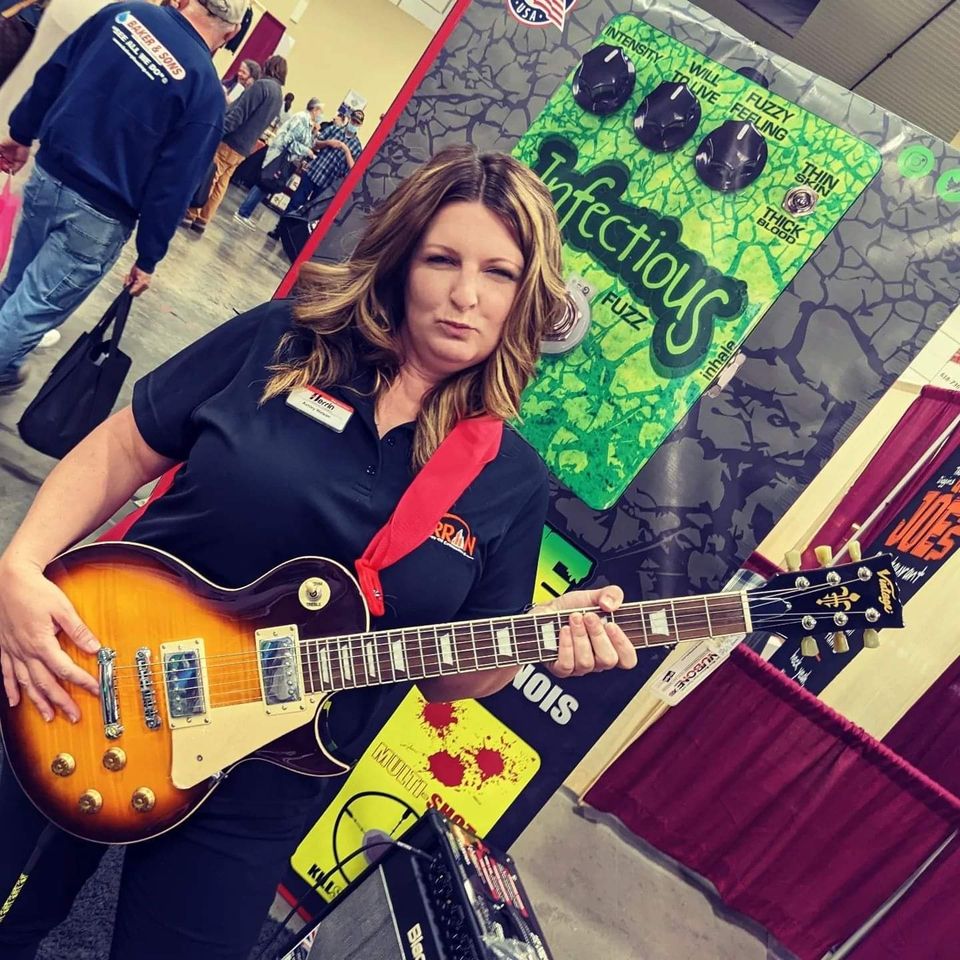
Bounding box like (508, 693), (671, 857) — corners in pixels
(160, 639), (209, 729)
(255, 626), (306, 715)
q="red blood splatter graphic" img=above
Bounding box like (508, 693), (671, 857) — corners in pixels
(428, 751), (466, 787)
(473, 747), (505, 782)
(421, 701), (459, 738)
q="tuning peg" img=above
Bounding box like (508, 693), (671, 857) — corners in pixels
(814, 545), (833, 567)
(847, 541), (862, 563)
(785, 550), (802, 572)
(832, 631), (850, 654)
(863, 629), (881, 649)
(801, 635), (819, 658)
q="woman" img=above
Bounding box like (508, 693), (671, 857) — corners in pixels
(0, 146), (637, 959)
(234, 95), (324, 226)
(224, 56), (260, 104)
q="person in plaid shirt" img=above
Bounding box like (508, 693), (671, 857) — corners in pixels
(287, 107), (364, 213)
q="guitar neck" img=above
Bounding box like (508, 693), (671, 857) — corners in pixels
(297, 590), (750, 694)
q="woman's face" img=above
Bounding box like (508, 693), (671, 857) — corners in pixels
(401, 201), (524, 381)
(237, 64), (251, 86)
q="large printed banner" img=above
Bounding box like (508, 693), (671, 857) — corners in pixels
(280, 0), (960, 913)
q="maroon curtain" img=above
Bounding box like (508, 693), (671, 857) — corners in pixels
(852, 835), (960, 960)
(223, 13), (285, 83)
(883, 654), (960, 797)
(585, 646), (960, 960)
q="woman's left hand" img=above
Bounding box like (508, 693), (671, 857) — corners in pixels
(535, 586), (637, 678)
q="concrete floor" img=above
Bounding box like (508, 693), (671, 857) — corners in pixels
(0, 185), (780, 959)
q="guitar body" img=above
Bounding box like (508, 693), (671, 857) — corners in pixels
(0, 542), (368, 844)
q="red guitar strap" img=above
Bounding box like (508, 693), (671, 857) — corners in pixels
(355, 415), (504, 616)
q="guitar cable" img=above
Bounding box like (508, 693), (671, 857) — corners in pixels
(0, 823), (57, 925)
(258, 837), (432, 960)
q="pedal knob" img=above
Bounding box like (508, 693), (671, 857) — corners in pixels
(51, 753), (76, 777)
(832, 631), (850, 654)
(572, 44), (636, 115)
(800, 635), (819, 658)
(78, 789), (103, 814)
(131, 787), (156, 813)
(634, 81), (701, 152)
(694, 120), (768, 192)
(863, 629), (881, 649)
(103, 747), (127, 771)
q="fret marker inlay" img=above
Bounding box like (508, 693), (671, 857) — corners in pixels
(540, 622), (558, 651)
(339, 643), (352, 680)
(364, 639), (377, 678)
(496, 628), (513, 657)
(319, 648), (331, 684)
(649, 610), (670, 636)
(439, 633), (454, 666)
(390, 638), (406, 673)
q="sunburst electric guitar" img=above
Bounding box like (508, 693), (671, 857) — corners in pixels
(0, 542), (903, 843)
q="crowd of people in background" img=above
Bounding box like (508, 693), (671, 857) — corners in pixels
(182, 52), (288, 234)
(0, 0), (370, 390)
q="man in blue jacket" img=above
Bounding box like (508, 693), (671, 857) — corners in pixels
(0, 0), (245, 395)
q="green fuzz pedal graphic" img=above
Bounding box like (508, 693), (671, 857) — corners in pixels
(514, 14), (882, 510)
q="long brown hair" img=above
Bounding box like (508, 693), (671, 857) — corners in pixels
(262, 55), (287, 85)
(262, 145), (567, 466)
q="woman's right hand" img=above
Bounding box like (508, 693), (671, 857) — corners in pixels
(0, 557), (101, 722)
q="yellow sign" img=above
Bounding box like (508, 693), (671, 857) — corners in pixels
(291, 688), (541, 902)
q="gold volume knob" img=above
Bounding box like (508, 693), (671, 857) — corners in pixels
(78, 789), (103, 814)
(131, 787), (156, 813)
(51, 753), (76, 777)
(103, 748), (127, 771)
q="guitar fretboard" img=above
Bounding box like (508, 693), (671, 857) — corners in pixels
(297, 592), (749, 694)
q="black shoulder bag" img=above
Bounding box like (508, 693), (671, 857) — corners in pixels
(258, 149), (296, 193)
(18, 290), (133, 458)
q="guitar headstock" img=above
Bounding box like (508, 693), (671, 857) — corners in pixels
(747, 551), (903, 655)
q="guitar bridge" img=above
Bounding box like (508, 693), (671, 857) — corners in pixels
(160, 639), (209, 729)
(136, 648), (162, 730)
(255, 626), (307, 715)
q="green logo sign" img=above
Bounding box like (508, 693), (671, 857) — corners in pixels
(898, 145), (935, 179)
(533, 136), (746, 377)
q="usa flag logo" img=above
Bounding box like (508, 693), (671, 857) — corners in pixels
(506, 0), (578, 31)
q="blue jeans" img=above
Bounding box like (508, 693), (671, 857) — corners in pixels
(237, 183), (265, 218)
(0, 165), (131, 380)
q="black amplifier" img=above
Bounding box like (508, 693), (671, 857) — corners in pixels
(289, 810), (554, 960)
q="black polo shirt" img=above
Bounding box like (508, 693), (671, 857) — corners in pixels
(129, 299), (549, 751)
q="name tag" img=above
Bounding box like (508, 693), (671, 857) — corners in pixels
(286, 386), (354, 432)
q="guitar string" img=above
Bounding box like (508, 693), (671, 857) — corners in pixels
(104, 609), (879, 704)
(103, 610), (882, 691)
(102, 570), (881, 678)
(101, 608), (883, 693)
